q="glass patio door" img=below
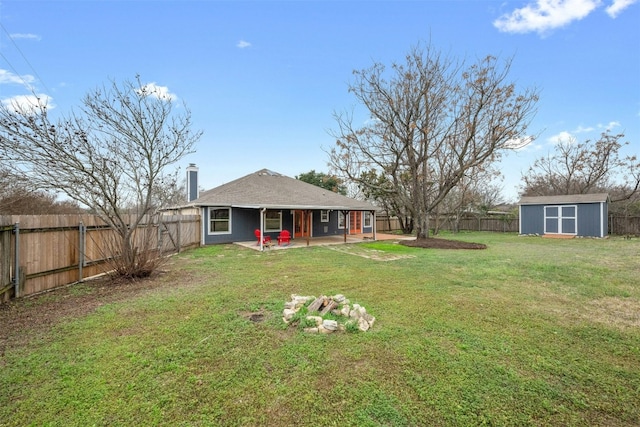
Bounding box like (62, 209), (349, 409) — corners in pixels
(349, 211), (362, 234)
(294, 210), (310, 238)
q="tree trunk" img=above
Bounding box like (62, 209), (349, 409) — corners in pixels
(415, 212), (430, 241)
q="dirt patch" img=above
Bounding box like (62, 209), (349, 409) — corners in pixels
(0, 269), (173, 354)
(327, 245), (415, 261)
(239, 308), (271, 323)
(399, 238), (487, 250)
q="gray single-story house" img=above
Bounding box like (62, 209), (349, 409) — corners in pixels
(180, 166), (380, 249)
(518, 193), (609, 238)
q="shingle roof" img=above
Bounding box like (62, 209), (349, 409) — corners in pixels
(518, 193), (609, 205)
(189, 169), (379, 211)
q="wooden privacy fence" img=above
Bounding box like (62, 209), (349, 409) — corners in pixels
(375, 215), (518, 233)
(376, 214), (640, 235)
(375, 216), (404, 233)
(438, 216), (519, 233)
(0, 214), (200, 301)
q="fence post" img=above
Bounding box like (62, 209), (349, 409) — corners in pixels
(177, 216), (182, 253)
(79, 221), (85, 282)
(12, 222), (20, 298)
(157, 221), (162, 251)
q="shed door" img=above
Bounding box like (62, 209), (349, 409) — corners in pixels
(544, 205), (576, 234)
(560, 206), (576, 234)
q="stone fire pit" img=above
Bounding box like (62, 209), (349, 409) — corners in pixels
(282, 294), (376, 333)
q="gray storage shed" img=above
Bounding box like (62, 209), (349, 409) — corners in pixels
(518, 193), (609, 238)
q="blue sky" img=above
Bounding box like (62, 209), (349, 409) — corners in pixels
(1, 0), (638, 202)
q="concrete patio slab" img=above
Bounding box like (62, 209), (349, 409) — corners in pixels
(234, 233), (413, 251)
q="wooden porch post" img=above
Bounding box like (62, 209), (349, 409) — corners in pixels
(372, 210), (377, 241)
(342, 210), (350, 243)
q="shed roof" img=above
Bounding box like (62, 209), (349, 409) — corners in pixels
(518, 193), (609, 205)
(189, 169), (379, 211)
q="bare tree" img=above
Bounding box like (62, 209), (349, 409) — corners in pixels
(521, 131), (640, 203)
(328, 43), (539, 240)
(0, 165), (83, 214)
(357, 169), (414, 234)
(0, 76), (201, 277)
(150, 169), (188, 210)
(434, 166), (502, 234)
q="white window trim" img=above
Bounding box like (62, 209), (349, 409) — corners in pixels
(544, 205), (577, 235)
(320, 210), (330, 222)
(264, 210), (282, 232)
(363, 211), (372, 228)
(209, 207), (232, 235)
(338, 211), (346, 229)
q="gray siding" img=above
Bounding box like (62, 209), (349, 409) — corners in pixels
(203, 207), (373, 244)
(520, 205), (545, 234)
(577, 203), (606, 237)
(519, 202), (608, 237)
(313, 210), (341, 236)
(311, 211), (374, 236)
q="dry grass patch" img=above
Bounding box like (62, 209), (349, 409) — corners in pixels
(326, 244), (415, 261)
(586, 297), (640, 329)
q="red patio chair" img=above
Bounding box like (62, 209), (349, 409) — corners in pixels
(254, 229), (272, 246)
(277, 230), (291, 246)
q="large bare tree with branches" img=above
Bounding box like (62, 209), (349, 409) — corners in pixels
(0, 76), (201, 278)
(328, 44), (539, 240)
(521, 131), (639, 202)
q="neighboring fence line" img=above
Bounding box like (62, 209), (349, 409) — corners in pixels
(609, 215), (640, 236)
(376, 214), (640, 235)
(0, 214), (200, 301)
(375, 215), (519, 233)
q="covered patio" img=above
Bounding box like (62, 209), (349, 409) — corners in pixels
(235, 232), (411, 251)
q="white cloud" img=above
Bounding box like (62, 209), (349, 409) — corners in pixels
(137, 82), (176, 101)
(1, 94), (54, 114)
(506, 135), (536, 149)
(236, 40), (251, 48)
(0, 69), (36, 86)
(494, 0), (638, 34)
(606, 0), (639, 17)
(548, 121), (622, 143)
(10, 33), (42, 41)
(547, 130), (576, 144)
(493, 0), (600, 35)
(573, 125), (595, 133)
(598, 120), (621, 130)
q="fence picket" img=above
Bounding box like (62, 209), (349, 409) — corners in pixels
(376, 214), (639, 235)
(0, 214), (201, 300)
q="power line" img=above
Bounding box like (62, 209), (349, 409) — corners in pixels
(0, 21), (51, 94)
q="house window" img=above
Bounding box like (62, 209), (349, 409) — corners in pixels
(265, 210), (282, 232)
(320, 210), (330, 222)
(210, 208), (231, 234)
(363, 211), (372, 228)
(338, 211), (346, 229)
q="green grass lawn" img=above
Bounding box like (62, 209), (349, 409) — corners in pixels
(1, 232), (639, 426)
